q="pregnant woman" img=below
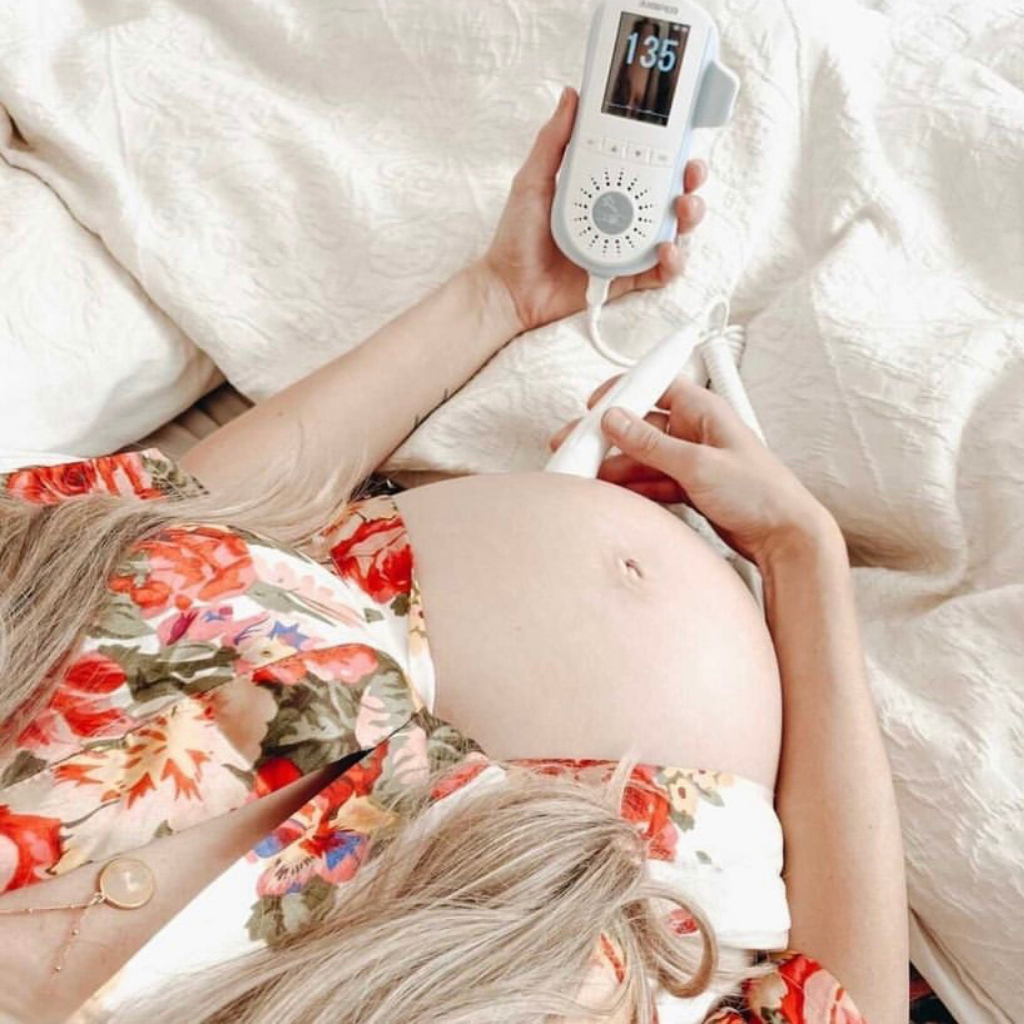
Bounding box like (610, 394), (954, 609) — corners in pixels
(0, 87), (907, 1023)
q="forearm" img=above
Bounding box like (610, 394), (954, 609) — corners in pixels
(760, 517), (908, 1024)
(179, 260), (521, 493)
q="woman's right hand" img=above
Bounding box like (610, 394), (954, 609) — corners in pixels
(548, 373), (837, 568)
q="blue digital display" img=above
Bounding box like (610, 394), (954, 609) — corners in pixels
(601, 13), (690, 127)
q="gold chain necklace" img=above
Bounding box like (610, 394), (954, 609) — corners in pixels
(0, 857), (156, 974)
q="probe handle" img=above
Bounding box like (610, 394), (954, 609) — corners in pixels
(545, 326), (704, 478)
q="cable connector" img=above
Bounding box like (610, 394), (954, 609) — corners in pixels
(585, 274), (636, 367)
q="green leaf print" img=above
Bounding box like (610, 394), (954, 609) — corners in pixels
(373, 726), (424, 807)
(389, 591), (410, 617)
(421, 711), (486, 766)
(117, 536), (154, 574)
(695, 787), (725, 807)
(246, 887), (325, 946)
(142, 452), (209, 499)
(231, 524), (311, 561)
(0, 749), (48, 788)
(299, 875), (335, 916)
(96, 641), (240, 705)
(276, 740), (356, 776)
(364, 661), (418, 729)
(372, 709), (487, 812)
(257, 674), (364, 770)
(245, 894), (288, 944)
(246, 581), (338, 627)
(673, 808), (697, 832)
(224, 763), (257, 789)
(92, 593), (153, 640)
(257, 651), (420, 779)
(363, 608), (384, 623)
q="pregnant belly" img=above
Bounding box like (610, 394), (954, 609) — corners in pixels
(393, 472), (782, 790)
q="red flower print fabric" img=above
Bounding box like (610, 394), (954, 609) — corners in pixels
(3, 450), (197, 505)
(0, 450), (432, 893)
(706, 950), (866, 1023)
(17, 652), (136, 758)
(109, 525), (256, 617)
(1, 450), (868, 1024)
(323, 496), (413, 606)
(0, 805), (63, 891)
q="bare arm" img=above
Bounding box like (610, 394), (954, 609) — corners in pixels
(552, 373), (910, 1022)
(181, 86), (706, 495)
(760, 515), (908, 1023)
(179, 260), (520, 493)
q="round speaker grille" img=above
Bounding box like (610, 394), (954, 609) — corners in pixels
(570, 166), (657, 261)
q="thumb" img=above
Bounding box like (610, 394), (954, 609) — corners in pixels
(519, 86), (577, 186)
(601, 407), (688, 477)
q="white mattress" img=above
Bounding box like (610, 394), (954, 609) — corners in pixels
(1, 0), (1022, 1018)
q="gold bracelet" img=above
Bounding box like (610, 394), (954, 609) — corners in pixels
(0, 857), (156, 974)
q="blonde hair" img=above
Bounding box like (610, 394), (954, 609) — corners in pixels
(0, 433), (357, 749)
(1, 440), (775, 1021)
(106, 755), (774, 1024)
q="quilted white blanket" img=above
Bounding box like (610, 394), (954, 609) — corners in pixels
(1, 0), (1022, 1017)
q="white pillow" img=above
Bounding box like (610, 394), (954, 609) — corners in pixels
(0, 111), (220, 471)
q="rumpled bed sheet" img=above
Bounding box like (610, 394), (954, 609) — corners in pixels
(1, 0), (1022, 1017)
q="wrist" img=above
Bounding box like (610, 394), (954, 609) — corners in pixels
(757, 506), (847, 578)
(464, 258), (525, 345)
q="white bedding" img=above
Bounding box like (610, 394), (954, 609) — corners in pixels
(0, 110), (221, 469)
(1, 0), (1022, 1017)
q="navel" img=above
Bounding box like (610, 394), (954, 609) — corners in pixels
(620, 556), (644, 581)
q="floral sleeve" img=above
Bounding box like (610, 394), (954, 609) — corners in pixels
(0, 447), (207, 504)
(706, 950), (867, 1023)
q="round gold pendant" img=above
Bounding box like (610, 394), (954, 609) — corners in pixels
(98, 857), (156, 910)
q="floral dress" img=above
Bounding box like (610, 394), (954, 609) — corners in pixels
(0, 449), (866, 1023)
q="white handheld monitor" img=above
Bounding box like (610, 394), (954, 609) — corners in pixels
(551, 0), (738, 279)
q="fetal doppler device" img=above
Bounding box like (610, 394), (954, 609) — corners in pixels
(543, 0), (766, 603)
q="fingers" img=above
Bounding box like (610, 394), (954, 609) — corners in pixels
(655, 374), (752, 448)
(611, 160), (708, 297)
(597, 450), (673, 484)
(657, 240), (686, 282)
(684, 159), (708, 194)
(609, 240), (682, 298)
(678, 159), (708, 233)
(600, 406), (703, 479)
(577, 370), (749, 450)
(558, 369), (749, 453)
(515, 86), (579, 190)
(675, 192), (706, 235)
(548, 404), (668, 453)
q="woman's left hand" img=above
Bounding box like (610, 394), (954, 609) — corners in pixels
(480, 85), (709, 336)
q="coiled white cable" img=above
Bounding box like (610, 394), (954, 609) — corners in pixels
(697, 321), (767, 446)
(584, 273), (767, 610)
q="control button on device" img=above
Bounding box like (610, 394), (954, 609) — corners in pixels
(601, 137), (627, 158)
(627, 144), (650, 164)
(650, 149), (673, 168)
(591, 190), (634, 235)
(581, 132), (602, 152)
